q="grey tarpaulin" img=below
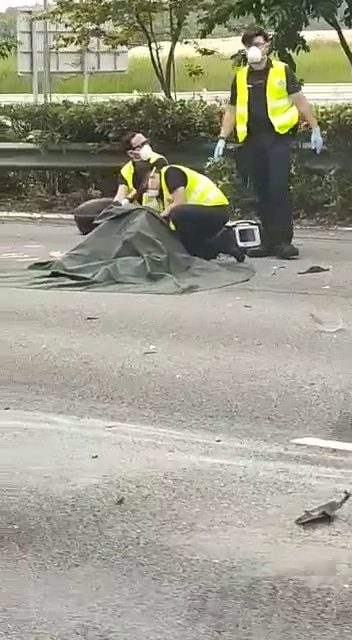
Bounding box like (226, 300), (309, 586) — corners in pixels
(4, 203), (255, 294)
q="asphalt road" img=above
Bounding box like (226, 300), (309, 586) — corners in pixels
(2, 222), (352, 639)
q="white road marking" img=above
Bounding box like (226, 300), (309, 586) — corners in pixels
(292, 436), (352, 452)
(0, 248), (64, 261)
(0, 253), (31, 259)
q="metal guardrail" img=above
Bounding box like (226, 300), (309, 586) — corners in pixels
(0, 84), (351, 105)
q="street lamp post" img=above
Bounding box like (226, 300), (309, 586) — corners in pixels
(42, 0), (51, 102)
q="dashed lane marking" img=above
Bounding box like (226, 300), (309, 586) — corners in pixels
(292, 436), (352, 452)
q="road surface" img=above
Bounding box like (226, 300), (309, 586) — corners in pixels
(2, 222), (352, 639)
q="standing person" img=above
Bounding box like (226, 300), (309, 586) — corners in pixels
(147, 164), (245, 261)
(115, 131), (168, 207)
(214, 25), (323, 259)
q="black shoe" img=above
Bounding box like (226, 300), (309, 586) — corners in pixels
(276, 243), (299, 260)
(247, 244), (277, 258)
(212, 227), (246, 262)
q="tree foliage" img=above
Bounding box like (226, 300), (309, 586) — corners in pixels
(0, 39), (16, 60)
(201, 0), (352, 71)
(47, 0), (213, 98)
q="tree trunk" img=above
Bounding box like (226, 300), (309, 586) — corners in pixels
(135, 13), (173, 99)
(324, 15), (352, 66)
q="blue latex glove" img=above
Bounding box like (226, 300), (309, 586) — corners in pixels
(213, 138), (226, 160)
(311, 126), (323, 154)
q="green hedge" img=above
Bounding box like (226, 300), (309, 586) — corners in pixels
(1, 96), (352, 221)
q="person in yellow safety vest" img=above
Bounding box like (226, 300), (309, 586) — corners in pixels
(214, 25), (323, 260)
(147, 164), (245, 262)
(114, 131), (168, 209)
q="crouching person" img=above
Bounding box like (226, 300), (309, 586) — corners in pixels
(147, 164), (245, 262)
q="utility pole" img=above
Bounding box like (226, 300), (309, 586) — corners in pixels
(42, 0), (51, 102)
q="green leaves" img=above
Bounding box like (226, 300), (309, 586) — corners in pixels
(200, 0), (352, 72)
(1, 96), (352, 221)
(0, 96), (222, 147)
(0, 40), (16, 60)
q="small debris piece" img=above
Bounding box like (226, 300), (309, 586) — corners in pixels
(144, 345), (157, 354)
(295, 490), (351, 526)
(115, 497), (125, 506)
(298, 265), (330, 275)
(271, 265), (286, 276)
(244, 305), (252, 309)
(4, 406), (10, 410)
(215, 437), (222, 443)
(309, 312), (344, 333)
(85, 316), (98, 321)
(91, 454), (99, 459)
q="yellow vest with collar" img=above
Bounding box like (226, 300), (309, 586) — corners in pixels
(160, 165), (228, 207)
(235, 60), (299, 142)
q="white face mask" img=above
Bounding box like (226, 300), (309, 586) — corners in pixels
(246, 46), (263, 65)
(139, 144), (153, 161)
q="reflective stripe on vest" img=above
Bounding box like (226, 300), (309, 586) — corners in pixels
(235, 60), (299, 142)
(160, 165), (229, 207)
(120, 152), (166, 191)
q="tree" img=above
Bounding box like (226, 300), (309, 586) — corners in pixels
(47, 0), (212, 99)
(0, 14), (16, 42)
(0, 39), (16, 60)
(0, 14), (17, 60)
(200, 0), (352, 72)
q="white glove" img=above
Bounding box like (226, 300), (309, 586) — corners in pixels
(113, 196), (129, 205)
(214, 138), (226, 160)
(311, 126), (323, 154)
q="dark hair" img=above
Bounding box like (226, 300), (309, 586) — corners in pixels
(241, 25), (269, 48)
(121, 131), (139, 152)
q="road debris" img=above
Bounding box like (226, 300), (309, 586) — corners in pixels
(115, 497), (125, 506)
(309, 312), (344, 333)
(298, 265), (330, 275)
(295, 490), (351, 526)
(271, 265), (286, 276)
(85, 316), (99, 321)
(91, 454), (99, 459)
(144, 345), (157, 354)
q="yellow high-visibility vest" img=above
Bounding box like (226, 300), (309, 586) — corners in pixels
(235, 60), (299, 142)
(120, 152), (166, 191)
(160, 165), (229, 208)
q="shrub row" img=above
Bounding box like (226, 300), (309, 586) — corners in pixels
(0, 96), (352, 221)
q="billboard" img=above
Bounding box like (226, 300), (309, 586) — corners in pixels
(17, 10), (128, 75)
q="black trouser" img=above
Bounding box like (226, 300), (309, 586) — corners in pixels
(239, 132), (293, 245)
(169, 204), (229, 259)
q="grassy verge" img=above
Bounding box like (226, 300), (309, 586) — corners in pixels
(0, 41), (351, 93)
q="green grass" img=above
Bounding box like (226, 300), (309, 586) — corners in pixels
(0, 41), (351, 94)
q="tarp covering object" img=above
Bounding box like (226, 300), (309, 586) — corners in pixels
(2, 203), (255, 294)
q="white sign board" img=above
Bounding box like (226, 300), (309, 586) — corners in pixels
(17, 10), (128, 75)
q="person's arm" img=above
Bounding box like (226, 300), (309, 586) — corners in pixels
(161, 167), (187, 217)
(286, 66), (318, 129)
(219, 79), (236, 139)
(114, 183), (129, 202)
(114, 172), (131, 203)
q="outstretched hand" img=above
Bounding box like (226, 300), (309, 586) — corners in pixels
(213, 138), (226, 160)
